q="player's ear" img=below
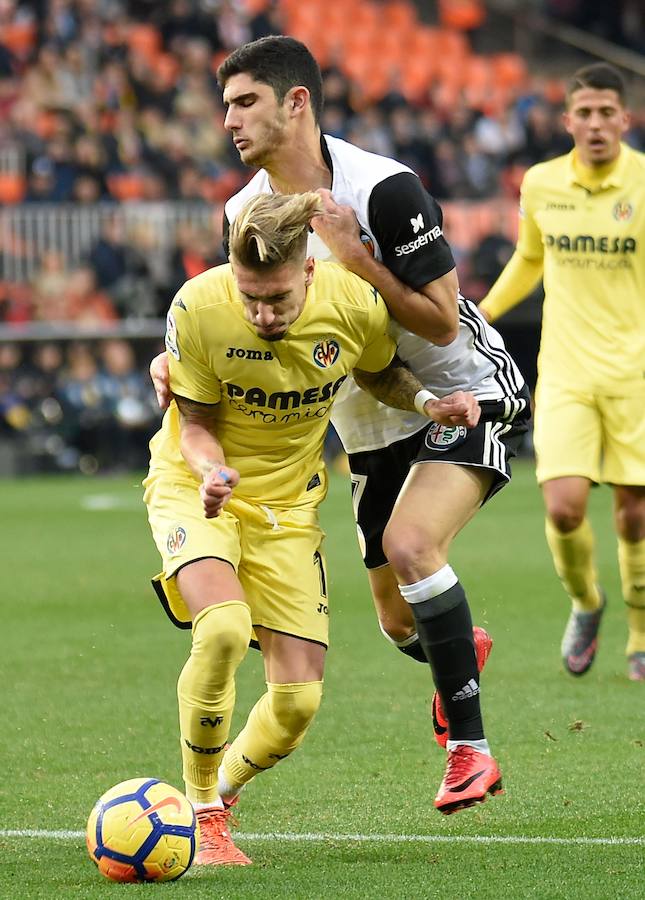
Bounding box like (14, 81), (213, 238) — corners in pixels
(287, 86), (309, 115)
(304, 256), (315, 285)
(562, 109), (573, 136)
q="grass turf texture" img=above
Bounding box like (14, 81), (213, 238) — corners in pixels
(0, 461), (643, 899)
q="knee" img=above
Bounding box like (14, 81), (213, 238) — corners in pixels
(545, 500), (586, 533)
(615, 495), (645, 542)
(269, 681), (323, 736)
(383, 523), (438, 581)
(191, 601), (252, 659)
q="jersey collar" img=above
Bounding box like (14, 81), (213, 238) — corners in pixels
(320, 134), (334, 189)
(567, 143), (630, 192)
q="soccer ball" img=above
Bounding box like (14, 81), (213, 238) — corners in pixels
(86, 778), (199, 882)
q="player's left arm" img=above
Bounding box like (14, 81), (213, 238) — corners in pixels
(354, 356), (480, 427)
(312, 180), (458, 345)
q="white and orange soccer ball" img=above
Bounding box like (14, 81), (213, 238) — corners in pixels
(86, 778), (199, 883)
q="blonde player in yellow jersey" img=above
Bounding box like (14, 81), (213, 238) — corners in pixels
(144, 191), (479, 865)
(480, 63), (645, 681)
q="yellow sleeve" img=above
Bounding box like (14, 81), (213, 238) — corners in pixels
(479, 172), (544, 322)
(354, 289), (397, 373)
(165, 293), (221, 404)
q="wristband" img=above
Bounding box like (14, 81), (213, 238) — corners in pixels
(414, 388), (438, 417)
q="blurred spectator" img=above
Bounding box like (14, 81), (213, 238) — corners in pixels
(468, 227), (516, 298)
(0, 342), (30, 434)
(64, 266), (119, 324)
(168, 220), (221, 297)
(56, 340), (111, 470)
(97, 337), (160, 469)
(0, 281), (32, 324)
(24, 155), (58, 202)
(87, 215), (158, 318)
(248, 0), (285, 40)
(473, 106), (525, 161)
(22, 43), (71, 110)
(430, 138), (471, 199)
(31, 249), (70, 319)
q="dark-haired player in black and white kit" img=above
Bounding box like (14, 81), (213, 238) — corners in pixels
(151, 36), (529, 815)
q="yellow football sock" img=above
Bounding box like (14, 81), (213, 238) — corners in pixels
(544, 517), (602, 613)
(177, 600), (252, 804)
(618, 537), (645, 655)
(218, 681), (323, 798)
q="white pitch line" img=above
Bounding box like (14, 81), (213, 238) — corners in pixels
(1, 830), (644, 847)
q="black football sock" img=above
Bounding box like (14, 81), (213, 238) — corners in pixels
(399, 566), (484, 742)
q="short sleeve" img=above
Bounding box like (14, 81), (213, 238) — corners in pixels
(368, 172), (456, 289)
(165, 294), (221, 405)
(516, 171), (545, 261)
(354, 285), (397, 373)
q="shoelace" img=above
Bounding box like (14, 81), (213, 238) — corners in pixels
(196, 808), (232, 850)
(444, 747), (479, 785)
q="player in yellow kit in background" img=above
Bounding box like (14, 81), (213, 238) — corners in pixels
(144, 191), (480, 866)
(480, 63), (645, 681)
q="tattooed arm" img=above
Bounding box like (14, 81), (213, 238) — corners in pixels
(353, 356), (480, 427)
(175, 394), (239, 518)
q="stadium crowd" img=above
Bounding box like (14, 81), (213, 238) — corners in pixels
(0, 336), (163, 472)
(0, 0), (643, 469)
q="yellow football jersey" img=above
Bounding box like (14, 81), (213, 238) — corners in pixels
(518, 143), (645, 393)
(149, 260), (395, 506)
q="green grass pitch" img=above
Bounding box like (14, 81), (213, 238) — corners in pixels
(0, 461), (643, 898)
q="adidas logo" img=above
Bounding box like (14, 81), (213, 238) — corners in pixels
(452, 678), (479, 701)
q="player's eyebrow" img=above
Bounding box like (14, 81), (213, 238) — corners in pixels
(223, 90), (257, 107)
(240, 290), (289, 301)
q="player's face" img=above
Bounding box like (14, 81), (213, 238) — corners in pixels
(564, 87), (630, 167)
(223, 73), (290, 168)
(233, 256), (315, 341)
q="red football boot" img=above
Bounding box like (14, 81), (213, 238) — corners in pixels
(434, 746), (503, 815)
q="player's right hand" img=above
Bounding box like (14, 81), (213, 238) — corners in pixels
(200, 466), (240, 518)
(424, 391), (480, 428)
(149, 351), (172, 410)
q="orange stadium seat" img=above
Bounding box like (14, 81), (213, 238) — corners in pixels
(492, 53), (528, 89)
(380, 1), (417, 31)
(405, 27), (442, 67)
(0, 173), (26, 205)
(435, 28), (470, 60)
(461, 54), (493, 107)
(400, 55), (438, 102)
(438, 0), (485, 32)
(107, 173), (146, 201)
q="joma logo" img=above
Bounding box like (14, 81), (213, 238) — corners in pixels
(226, 347), (274, 360)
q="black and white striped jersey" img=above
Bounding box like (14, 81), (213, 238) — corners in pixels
(224, 134), (525, 454)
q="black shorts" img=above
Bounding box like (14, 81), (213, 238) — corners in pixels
(348, 387), (531, 568)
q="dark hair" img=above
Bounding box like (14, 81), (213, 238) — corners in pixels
(217, 36), (324, 125)
(566, 63), (627, 105)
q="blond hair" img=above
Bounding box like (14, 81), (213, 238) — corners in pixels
(229, 192), (322, 269)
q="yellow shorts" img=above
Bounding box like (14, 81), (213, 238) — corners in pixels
(533, 380), (645, 486)
(143, 469), (329, 646)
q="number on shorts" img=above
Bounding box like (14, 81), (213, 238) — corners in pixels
(313, 549), (328, 599)
(350, 473), (368, 522)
